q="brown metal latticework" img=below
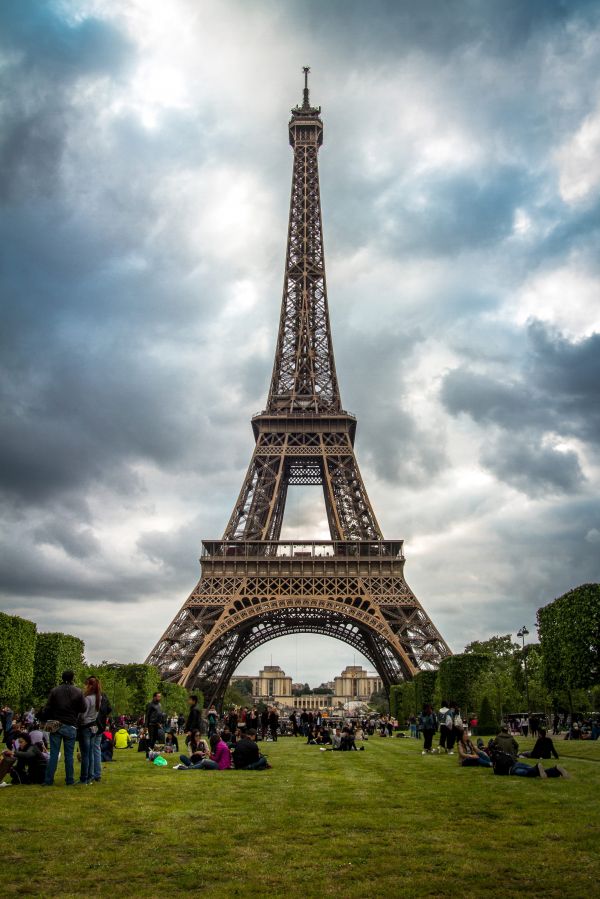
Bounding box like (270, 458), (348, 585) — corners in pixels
(146, 70), (451, 704)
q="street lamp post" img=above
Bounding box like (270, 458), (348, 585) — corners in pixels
(517, 627), (530, 715)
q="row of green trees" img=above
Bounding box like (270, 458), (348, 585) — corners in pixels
(0, 612), (198, 717)
(390, 584), (600, 732)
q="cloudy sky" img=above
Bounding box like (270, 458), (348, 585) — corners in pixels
(1, 0), (599, 685)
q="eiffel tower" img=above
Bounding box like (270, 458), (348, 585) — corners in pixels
(147, 69), (451, 704)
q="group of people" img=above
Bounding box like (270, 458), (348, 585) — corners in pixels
(306, 723), (364, 751)
(457, 725), (570, 778)
(1, 671), (112, 787)
(174, 728), (270, 771)
(416, 701), (464, 754)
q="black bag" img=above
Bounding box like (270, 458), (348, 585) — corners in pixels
(491, 750), (514, 776)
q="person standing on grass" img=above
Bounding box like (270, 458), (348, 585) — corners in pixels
(92, 684), (112, 783)
(451, 703), (464, 743)
(78, 676), (102, 785)
(268, 706), (279, 741)
(206, 705), (218, 738)
(437, 700), (450, 753)
(145, 692), (164, 751)
(420, 704), (437, 755)
(185, 695), (202, 736)
(41, 670), (86, 787)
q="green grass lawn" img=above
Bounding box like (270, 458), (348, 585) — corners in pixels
(2, 735), (599, 897)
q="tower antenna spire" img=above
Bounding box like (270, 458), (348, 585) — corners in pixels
(302, 65), (310, 108)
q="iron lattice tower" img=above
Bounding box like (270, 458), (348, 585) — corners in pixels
(147, 70), (451, 703)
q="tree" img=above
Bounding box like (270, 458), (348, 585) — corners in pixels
(537, 584), (600, 702)
(160, 681), (190, 716)
(223, 684), (251, 709)
(369, 687), (389, 715)
(86, 665), (133, 716)
(476, 695), (499, 736)
(438, 653), (491, 716)
(33, 632), (85, 703)
(231, 678), (253, 696)
(464, 634), (522, 719)
(292, 683), (311, 696)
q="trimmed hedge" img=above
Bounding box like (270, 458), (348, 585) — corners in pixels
(121, 664), (161, 714)
(475, 695), (499, 736)
(0, 612), (37, 708)
(438, 653), (491, 715)
(33, 632), (85, 703)
(538, 583), (600, 693)
(390, 681), (416, 722)
(414, 670), (437, 711)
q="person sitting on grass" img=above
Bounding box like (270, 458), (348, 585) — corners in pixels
(179, 730), (209, 767)
(101, 728), (114, 762)
(314, 727), (331, 746)
(306, 724), (317, 745)
(164, 729), (179, 753)
(340, 727), (358, 751)
(0, 732), (48, 785)
(331, 728), (342, 750)
(457, 730), (492, 767)
(488, 729), (570, 778)
(491, 725), (519, 757)
(232, 728), (270, 770)
(137, 727), (149, 754)
(114, 726), (131, 750)
(519, 728), (560, 760)
(180, 733), (232, 770)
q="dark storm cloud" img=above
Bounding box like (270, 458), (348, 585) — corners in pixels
(480, 437), (585, 496)
(0, 0), (599, 668)
(441, 323), (599, 495)
(442, 323), (600, 443)
(379, 166), (528, 256)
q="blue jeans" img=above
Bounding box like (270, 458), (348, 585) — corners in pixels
(511, 761), (539, 777)
(78, 727), (95, 782)
(45, 724), (77, 785)
(461, 752), (492, 767)
(92, 731), (102, 780)
(246, 756), (268, 770)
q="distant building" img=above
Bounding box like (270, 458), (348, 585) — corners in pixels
(333, 665), (383, 704)
(248, 665), (292, 700)
(234, 663), (383, 710)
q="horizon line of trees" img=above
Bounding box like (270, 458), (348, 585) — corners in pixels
(390, 583), (600, 729)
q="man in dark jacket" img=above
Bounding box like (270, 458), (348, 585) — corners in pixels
(185, 695), (202, 736)
(41, 671), (86, 786)
(232, 729), (268, 769)
(521, 728), (560, 760)
(268, 707), (279, 742)
(145, 692), (164, 750)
